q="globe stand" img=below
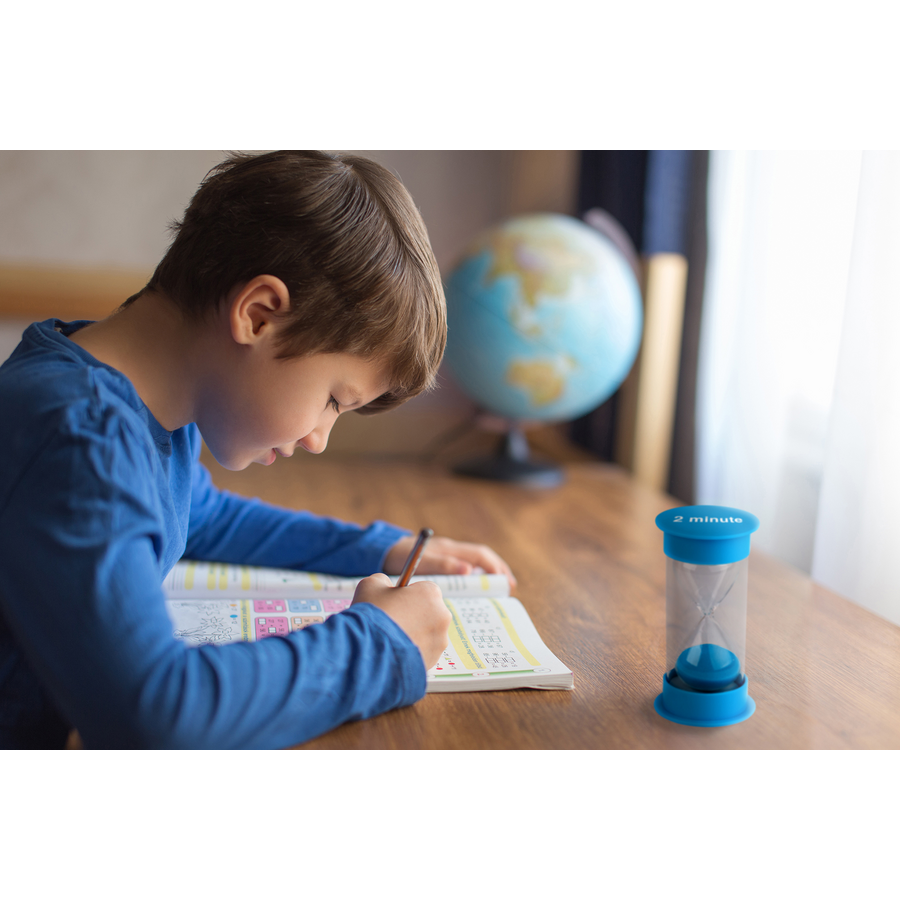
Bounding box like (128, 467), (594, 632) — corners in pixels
(452, 425), (564, 489)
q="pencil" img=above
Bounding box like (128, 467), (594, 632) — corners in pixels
(396, 528), (434, 587)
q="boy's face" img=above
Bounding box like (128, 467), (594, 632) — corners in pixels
(198, 350), (392, 471)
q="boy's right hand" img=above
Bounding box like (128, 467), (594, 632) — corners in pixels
(351, 573), (451, 671)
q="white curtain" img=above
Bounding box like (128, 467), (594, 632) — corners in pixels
(698, 150), (900, 626)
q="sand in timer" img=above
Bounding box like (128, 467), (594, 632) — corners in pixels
(654, 505), (759, 727)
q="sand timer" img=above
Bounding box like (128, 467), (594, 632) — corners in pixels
(654, 505), (759, 727)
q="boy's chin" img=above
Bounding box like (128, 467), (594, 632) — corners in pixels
(204, 442), (263, 472)
(256, 449), (278, 467)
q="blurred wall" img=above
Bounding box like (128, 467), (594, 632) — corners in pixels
(0, 151), (225, 268)
(0, 149), (516, 296)
(0, 150), (577, 455)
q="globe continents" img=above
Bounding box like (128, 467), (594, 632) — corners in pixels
(444, 213), (643, 422)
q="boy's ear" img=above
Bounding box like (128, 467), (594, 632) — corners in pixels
(228, 275), (291, 346)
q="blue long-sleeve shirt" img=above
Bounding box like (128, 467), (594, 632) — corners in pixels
(0, 319), (424, 749)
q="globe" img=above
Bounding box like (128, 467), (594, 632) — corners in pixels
(444, 213), (643, 426)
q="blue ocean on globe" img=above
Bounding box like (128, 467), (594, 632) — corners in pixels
(444, 213), (643, 422)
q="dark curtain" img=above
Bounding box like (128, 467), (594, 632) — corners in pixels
(568, 150), (709, 504)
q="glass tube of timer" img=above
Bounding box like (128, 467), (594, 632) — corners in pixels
(666, 555), (747, 692)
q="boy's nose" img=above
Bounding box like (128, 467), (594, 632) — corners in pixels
(298, 422), (332, 454)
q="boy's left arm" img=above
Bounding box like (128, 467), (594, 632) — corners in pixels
(184, 458), (407, 576)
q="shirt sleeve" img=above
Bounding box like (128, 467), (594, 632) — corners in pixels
(185, 451), (409, 576)
(0, 415), (426, 749)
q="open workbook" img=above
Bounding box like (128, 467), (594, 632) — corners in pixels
(163, 560), (573, 692)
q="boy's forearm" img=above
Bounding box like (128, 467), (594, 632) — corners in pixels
(185, 460), (409, 575)
(77, 604), (426, 750)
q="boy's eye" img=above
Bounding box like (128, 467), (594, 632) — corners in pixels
(329, 396), (340, 414)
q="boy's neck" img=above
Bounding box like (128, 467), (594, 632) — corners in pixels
(68, 291), (206, 432)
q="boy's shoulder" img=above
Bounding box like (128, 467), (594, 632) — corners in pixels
(1, 319), (134, 414)
(0, 319), (161, 469)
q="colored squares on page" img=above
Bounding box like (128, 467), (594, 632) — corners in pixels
(254, 617), (290, 639)
(254, 599), (287, 613)
(292, 616), (325, 630)
(287, 598), (323, 613)
(322, 598), (352, 613)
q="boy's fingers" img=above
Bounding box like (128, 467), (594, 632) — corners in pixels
(384, 535), (517, 588)
(421, 548), (517, 589)
(418, 552), (472, 575)
(442, 543), (516, 583)
(366, 572), (394, 587)
(455, 545), (508, 573)
(350, 571), (394, 605)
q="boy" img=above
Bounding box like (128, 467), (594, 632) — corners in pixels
(0, 150), (514, 749)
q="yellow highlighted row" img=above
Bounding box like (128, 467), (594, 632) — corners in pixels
(489, 599), (540, 666)
(182, 562), (243, 593)
(444, 598), (541, 670)
(445, 601), (485, 670)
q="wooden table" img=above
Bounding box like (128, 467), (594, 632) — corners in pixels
(205, 450), (900, 750)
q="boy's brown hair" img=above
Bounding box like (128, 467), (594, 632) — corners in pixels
(135, 150), (446, 413)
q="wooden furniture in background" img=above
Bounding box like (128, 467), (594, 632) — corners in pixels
(615, 253), (689, 490)
(203, 450), (900, 750)
(505, 150), (579, 218)
(0, 263), (151, 321)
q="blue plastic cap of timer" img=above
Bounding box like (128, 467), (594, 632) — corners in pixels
(654, 506), (759, 727)
(656, 505), (760, 566)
